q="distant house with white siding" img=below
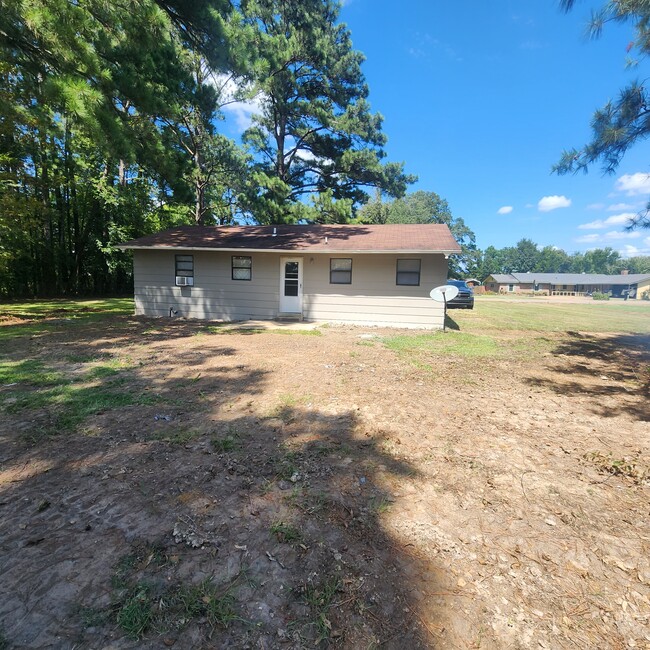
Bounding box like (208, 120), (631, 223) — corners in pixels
(484, 272), (650, 299)
(119, 224), (461, 329)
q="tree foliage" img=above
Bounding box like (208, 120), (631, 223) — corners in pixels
(2, 0), (646, 299)
(555, 0), (650, 228)
(239, 0), (416, 223)
(0, 0), (421, 297)
(473, 239), (649, 280)
(357, 190), (479, 277)
(0, 0), (242, 295)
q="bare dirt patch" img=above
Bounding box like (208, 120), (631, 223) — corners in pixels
(0, 316), (648, 649)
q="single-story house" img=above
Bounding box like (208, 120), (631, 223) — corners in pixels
(484, 272), (650, 299)
(119, 224), (461, 328)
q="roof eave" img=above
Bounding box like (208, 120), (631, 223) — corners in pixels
(117, 244), (461, 255)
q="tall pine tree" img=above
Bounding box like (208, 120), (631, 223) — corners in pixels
(240, 0), (415, 223)
(555, 0), (650, 228)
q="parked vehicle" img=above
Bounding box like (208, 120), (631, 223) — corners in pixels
(446, 279), (474, 309)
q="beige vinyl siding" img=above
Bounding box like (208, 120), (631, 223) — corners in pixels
(301, 253), (447, 328)
(133, 250), (448, 328)
(635, 278), (650, 299)
(134, 250), (280, 320)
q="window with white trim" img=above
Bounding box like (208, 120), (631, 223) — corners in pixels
(330, 258), (352, 284)
(396, 259), (421, 286)
(232, 255), (252, 280)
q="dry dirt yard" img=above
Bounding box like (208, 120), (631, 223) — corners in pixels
(0, 304), (649, 649)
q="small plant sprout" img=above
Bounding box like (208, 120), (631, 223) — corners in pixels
(270, 521), (302, 544)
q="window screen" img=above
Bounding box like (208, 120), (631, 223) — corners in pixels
(330, 258), (352, 284)
(232, 256), (252, 280)
(396, 259), (421, 286)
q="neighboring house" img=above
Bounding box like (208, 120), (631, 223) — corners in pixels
(119, 224), (461, 328)
(484, 272), (650, 299)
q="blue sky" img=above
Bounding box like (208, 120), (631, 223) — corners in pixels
(223, 1), (650, 257)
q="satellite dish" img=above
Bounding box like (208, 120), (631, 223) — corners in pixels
(430, 285), (458, 332)
(430, 285), (459, 302)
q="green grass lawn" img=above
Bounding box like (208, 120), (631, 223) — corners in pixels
(382, 297), (650, 365)
(0, 297), (134, 319)
(459, 298), (650, 334)
(0, 298), (135, 343)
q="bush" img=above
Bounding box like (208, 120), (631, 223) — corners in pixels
(642, 290), (649, 301)
(592, 292), (610, 301)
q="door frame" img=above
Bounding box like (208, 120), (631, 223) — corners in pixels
(279, 256), (303, 314)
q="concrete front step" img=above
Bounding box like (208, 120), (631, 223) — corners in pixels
(276, 313), (303, 322)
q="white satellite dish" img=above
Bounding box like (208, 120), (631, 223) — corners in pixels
(430, 285), (459, 302)
(429, 285), (459, 332)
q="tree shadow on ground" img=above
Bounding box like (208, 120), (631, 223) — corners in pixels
(0, 318), (442, 648)
(0, 315), (242, 351)
(525, 331), (649, 421)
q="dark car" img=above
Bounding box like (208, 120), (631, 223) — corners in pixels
(446, 279), (474, 309)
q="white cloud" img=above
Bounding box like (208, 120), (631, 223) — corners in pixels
(225, 100), (261, 131)
(603, 230), (642, 240)
(579, 236), (650, 257)
(283, 136), (324, 164)
(621, 245), (641, 257)
(409, 33), (463, 62)
(577, 212), (635, 229)
(575, 233), (601, 243)
(212, 74), (264, 132)
(615, 241), (650, 257)
(538, 195), (571, 212)
(497, 206), (513, 215)
(577, 221), (606, 230)
(576, 230), (642, 244)
(607, 202), (636, 211)
(295, 148), (319, 162)
(615, 172), (650, 196)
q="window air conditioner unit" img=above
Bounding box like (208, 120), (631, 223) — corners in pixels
(176, 276), (194, 286)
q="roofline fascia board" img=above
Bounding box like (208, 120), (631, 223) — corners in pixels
(117, 245), (461, 255)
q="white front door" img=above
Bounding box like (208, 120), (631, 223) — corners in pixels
(279, 257), (303, 313)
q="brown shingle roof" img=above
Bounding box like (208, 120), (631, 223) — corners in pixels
(119, 224), (461, 253)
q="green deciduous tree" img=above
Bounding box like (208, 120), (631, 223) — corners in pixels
(535, 245), (573, 273)
(474, 240), (638, 280)
(554, 0), (650, 228)
(475, 246), (510, 280)
(509, 238), (540, 273)
(570, 247), (622, 274)
(616, 255), (650, 273)
(0, 0), (421, 297)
